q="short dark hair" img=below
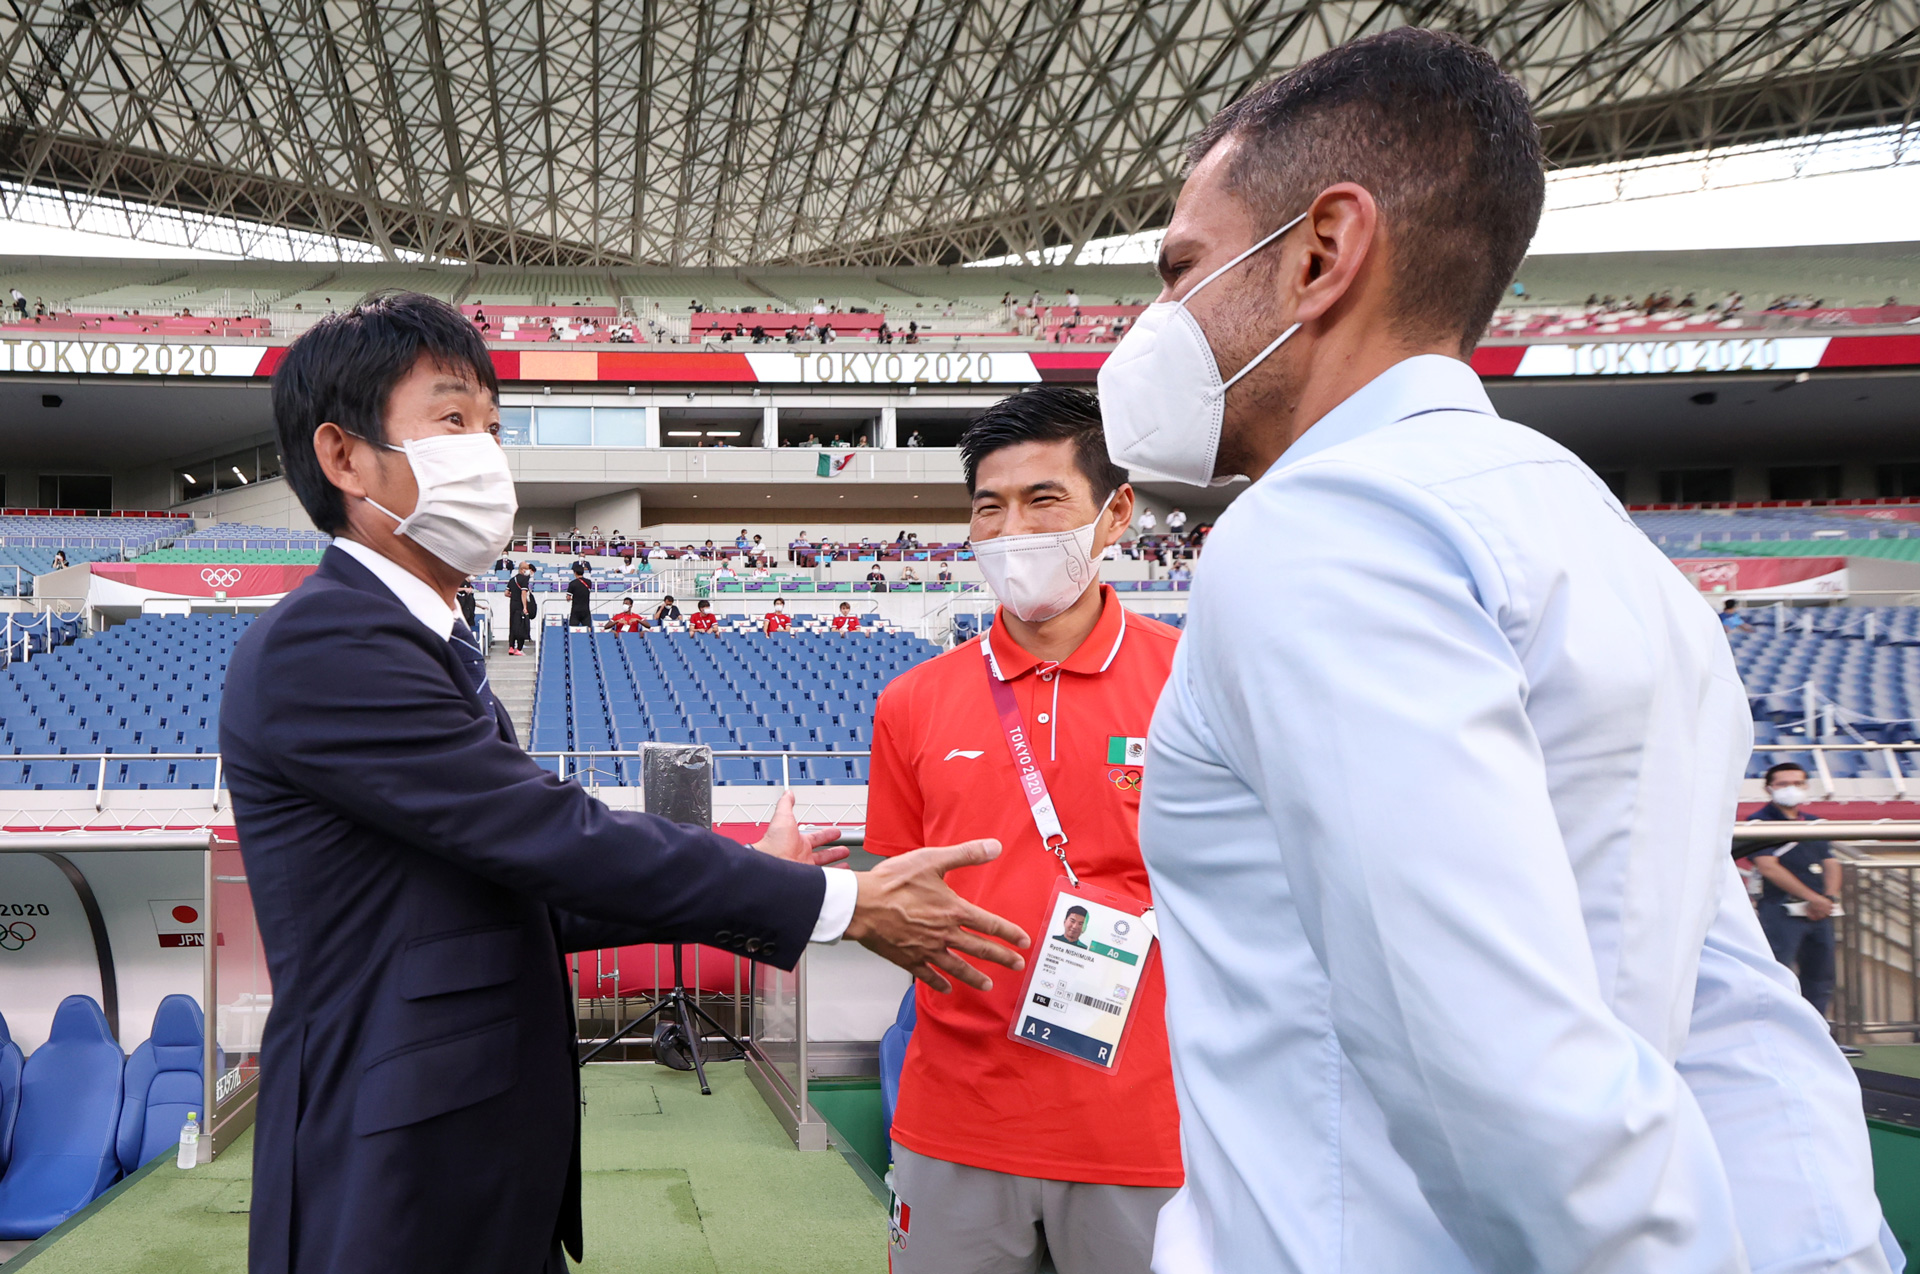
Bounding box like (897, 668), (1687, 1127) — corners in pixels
(572, 563), (587, 576)
(959, 386), (1128, 498)
(272, 291), (498, 534)
(1765, 763), (1808, 785)
(696, 599), (709, 608)
(1065, 905), (1089, 921)
(1185, 27), (1543, 354)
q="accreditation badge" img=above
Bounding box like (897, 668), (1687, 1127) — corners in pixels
(1007, 878), (1155, 1073)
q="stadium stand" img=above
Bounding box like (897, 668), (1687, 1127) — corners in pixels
(174, 524), (332, 552)
(1730, 608), (1920, 777)
(1705, 539), (1920, 564)
(1632, 509), (1919, 552)
(0, 614), (236, 788)
(527, 629), (936, 785)
(0, 514), (192, 593)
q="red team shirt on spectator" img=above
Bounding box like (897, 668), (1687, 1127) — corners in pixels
(830, 614), (860, 632)
(606, 611), (645, 632)
(764, 609), (792, 634)
(689, 610), (719, 631)
(867, 585), (1183, 1187)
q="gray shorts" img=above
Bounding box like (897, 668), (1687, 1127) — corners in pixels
(888, 1143), (1175, 1274)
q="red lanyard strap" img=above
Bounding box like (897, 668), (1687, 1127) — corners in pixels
(982, 644), (1079, 887)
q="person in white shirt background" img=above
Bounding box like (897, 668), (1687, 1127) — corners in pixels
(1165, 507), (1186, 534)
(1099, 27), (1897, 1274)
(1137, 506), (1156, 534)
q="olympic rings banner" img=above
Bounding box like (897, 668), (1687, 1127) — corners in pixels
(90, 562), (319, 597)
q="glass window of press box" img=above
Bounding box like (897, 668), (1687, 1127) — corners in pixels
(175, 444), (283, 504)
(498, 406), (650, 447)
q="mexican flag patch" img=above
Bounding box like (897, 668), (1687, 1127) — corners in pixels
(816, 452), (856, 477)
(1107, 736), (1146, 765)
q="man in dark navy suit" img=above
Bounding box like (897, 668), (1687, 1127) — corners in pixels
(221, 292), (1028, 1274)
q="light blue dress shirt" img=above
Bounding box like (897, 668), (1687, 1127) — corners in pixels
(1142, 355), (1897, 1273)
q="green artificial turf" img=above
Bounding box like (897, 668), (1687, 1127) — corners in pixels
(7, 1063), (885, 1273)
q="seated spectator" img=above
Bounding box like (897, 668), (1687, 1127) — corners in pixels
(712, 563), (738, 587)
(604, 599), (648, 632)
(1721, 599), (1754, 633)
(51, 550), (68, 569)
(906, 430), (923, 447)
(831, 601), (860, 632)
(764, 597), (792, 634)
(867, 565), (888, 593)
(1169, 563), (1193, 583)
(493, 553), (517, 572)
(937, 563), (953, 584)
(688, 599), (719, 631)
(653, 595), (683, 624)
(735, 528), (752, 552)
(899, 565), (919, 584)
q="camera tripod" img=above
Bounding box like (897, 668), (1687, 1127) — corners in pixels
(578, 943), (745, 1095)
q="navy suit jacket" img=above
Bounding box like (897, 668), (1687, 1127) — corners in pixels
(221, 547), (826, 1274)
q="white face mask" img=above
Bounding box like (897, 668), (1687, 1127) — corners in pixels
(362, 433), (519, 577)
(1770, 785), (1807, 808)
(1097, 210), (1309, 486)
(972, 492), (1114, 623)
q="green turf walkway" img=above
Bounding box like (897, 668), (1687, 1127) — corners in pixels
(7, 1063), (886, 1273)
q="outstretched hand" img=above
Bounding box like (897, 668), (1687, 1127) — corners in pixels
(751, 790), (850, 867)
(847, 839), (1030, 992)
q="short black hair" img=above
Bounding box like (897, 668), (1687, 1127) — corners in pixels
(271, 291), (498, 534)
(572, 563), (587, 576)
(696, 599), (709, 608)
(1185, 27), (1543, 354)
(959, 386), (1128, 498)
(1065, 905), (1089, 921)
(1765, 763), (1808, 785)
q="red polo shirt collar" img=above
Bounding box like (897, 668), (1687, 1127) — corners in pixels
(985, 584), (1129, 681)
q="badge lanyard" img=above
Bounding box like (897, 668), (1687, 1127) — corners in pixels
(982, 643), (1080, 887)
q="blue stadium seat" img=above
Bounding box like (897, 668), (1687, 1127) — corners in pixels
(0, 996), (125, 1240)
(116, 995), (204, 1174)
(693, 726), (734, 746)
(0, 1013), (22, 1175)
(714, 758), (763, 785)
(879, 988), (915, 1139)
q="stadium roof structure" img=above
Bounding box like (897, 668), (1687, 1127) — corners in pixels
(1, 1), (1916, 269)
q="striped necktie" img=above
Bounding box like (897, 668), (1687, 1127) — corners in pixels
(448, 618), (500, 722)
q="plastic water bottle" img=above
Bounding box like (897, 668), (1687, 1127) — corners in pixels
(177, 1112), (200, 1168)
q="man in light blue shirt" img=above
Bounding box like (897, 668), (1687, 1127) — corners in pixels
(1119, 30), (1896, 1274)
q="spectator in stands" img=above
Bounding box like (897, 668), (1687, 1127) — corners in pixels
(813, 298), (829, 314)
(652, 594), (683, 624)
(866, 564), (888, 592)
(493, 552), (516, 571)
(686, 599), (718, 631)
(764, 597), (792, 634)
(878, 320), (893, 344)
(1137, 506), (1157, 534)
(1720, 599), (1753, 633)
(735, 529), (752, 552)
(831, 601), (860, 632)
(906, 429), (923, 447)
(1166, 507), (1187, 533)
(8, 286), (22, 318)
(1065, 287), (1080, 309)
(937, 563), (953, 584)
(456, 576), (478, 630)
(857, 432), (870, 447)
(567, 563), (592, 627)
(1119, 30), (1889, 1273)
(507, 562), (534, 654)
(899, 564), (919, 584)
(1168, 562), (1192, 584)
(50, 550), (67, 569)
(875, 384), (1177, 1274)
(1745, 764), (1840, 1016)
(749, 534), (769, 566)
(712, 562), (738, 587)
(604, 598), (647, 632)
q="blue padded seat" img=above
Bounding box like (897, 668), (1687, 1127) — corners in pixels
(0, 995), (125, 1240)
(878, 987), (916, 1137)
(0, 1013), (22, 1174)
(116, 994), (204, 1174)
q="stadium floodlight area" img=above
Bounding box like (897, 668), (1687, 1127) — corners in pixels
(0, 2), (1909, 268)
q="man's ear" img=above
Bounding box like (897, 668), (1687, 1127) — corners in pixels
(1288, 183), (1379, 327)
(313, 422), (371, 503)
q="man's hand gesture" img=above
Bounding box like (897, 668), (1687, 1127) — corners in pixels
(847, 840), (1029, 992)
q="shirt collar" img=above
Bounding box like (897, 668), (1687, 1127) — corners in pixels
(333, 538), (461, 640)
(985, 584), (1128, 680)
(1267, 353), (1496, 475)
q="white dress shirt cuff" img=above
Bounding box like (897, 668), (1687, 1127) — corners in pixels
(810, 867), (858, 944)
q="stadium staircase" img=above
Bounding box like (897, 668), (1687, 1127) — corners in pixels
(489, 642), (538, 742)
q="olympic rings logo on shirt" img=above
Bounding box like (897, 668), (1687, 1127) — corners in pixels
(0, 921), (37, 952)
(1108, 768), (1142, 791)
(200, 568), (243, 588)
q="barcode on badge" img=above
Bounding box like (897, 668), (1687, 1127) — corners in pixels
(1073, 991), (1124, 1016)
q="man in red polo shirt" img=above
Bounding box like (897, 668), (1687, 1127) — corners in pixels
(603, 597), (648, 633)
(869, 386), (1180, 1273)
(688, 599), (719, 632)
(830, 601), (861, 633)
(764, 597), (792, 634)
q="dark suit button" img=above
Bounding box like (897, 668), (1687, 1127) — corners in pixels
(715, 930), (732, 943)
(745, 938), (762, 954)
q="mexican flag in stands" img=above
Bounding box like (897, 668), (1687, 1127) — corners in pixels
(817, 452), (856, 478)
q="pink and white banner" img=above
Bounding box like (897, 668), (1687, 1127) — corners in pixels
(1673, 556), (1848, 597)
